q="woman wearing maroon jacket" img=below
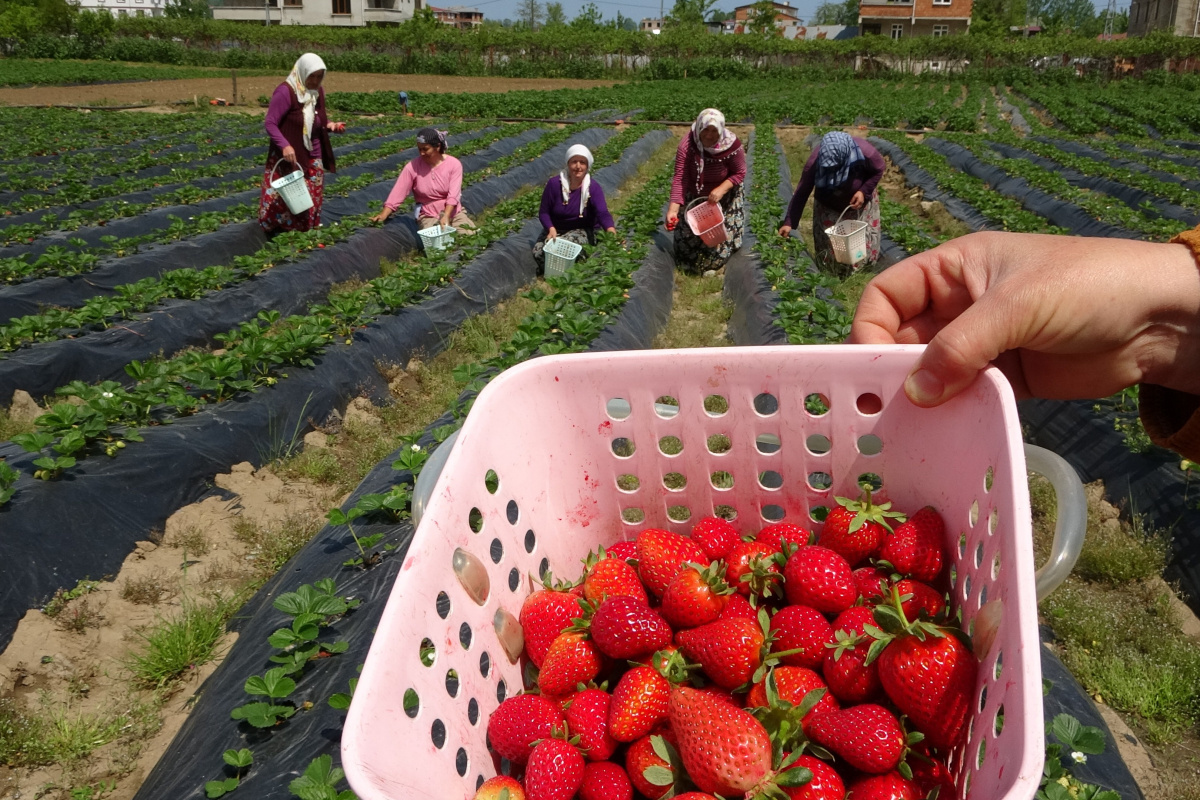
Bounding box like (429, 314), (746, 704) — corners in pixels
(666, 108), (746, 275)
(259, 53), (345, 234)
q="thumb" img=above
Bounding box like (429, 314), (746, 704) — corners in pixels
(904, 298), (1015, 407)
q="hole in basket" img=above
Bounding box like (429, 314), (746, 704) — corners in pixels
(984, 465), (994, 492)
(707, 434), (732, 454)
(978, 583), (988, 607)
(453, 548), (490, 606)
(994, 705), (1005, 736)
(963, 771), (971, 796)
(485, 469), (499, 494)
(993, 651), (1002, 680)
(978, 684), (988, 713)
(969, 500), (980, 527)
(436, 591), (451, 619)
(431, 719), (446, 749)
(753, 393), (779, 416)
(714, 504), (738, 521)
(975, 541), (985, 569)
(976, 738), (986, 769)
(711, 471), (734, 490)
(808, 472), (832, 491)
(490, 538), (504, 564)
(496, 679), (507, 703)
(468, 697), (480, 725)
(623, 507), (646, 524)
(805, 393), (830, 416)
(963, 574), (972, 602)
(958, 532), (968, 558)
(420, 638), (436, 668)
(856, 434), (883, 456)
(757, 433), (781, 454)
(612, 438), (635, 458)
(655, 396), (680, 417)
(446, 670), (459, 698)
(525, 529), (536, 553)
(992, 554), (1001, 580)
(806, 434), (832, 456)
(762, 504), (785, 522)
(988, 508), (999, 536)
(668, 505), (692, 523)
(456, 748), (468, 777)
(398, 690), (418, 723)
(810, 506), (829, 523)
(538, 558), (550, 579)
(659, 436), (683, 456)
(856, 472), (882, 492)
(506, 500), (519, 525)
(856, 392), (883, 415)
(948, 564), (957, 589)
(480, 651), (491, 678)
(469, 508), (484, 534)
(618, 474), (640, 492)
(508, 568), (520, 592)
(664, 472), (687, 490)
(477, 776), (484, 792)
(460, 622), (473, 650)
(759, 470), (783, 490)
(704, 394), (729, 416)
(606, 398), (631, 420)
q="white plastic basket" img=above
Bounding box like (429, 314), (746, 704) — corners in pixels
(268, 160), (313, 216)
(825, 205), (869, 266)
(343, 345), (1068, 800)
(543, 237), (583, 278)
(418, 224), (457, 252)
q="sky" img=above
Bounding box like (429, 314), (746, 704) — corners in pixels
(474, 0), (1126, 26)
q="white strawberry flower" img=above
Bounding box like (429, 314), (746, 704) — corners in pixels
(1071, 751), (1087, 764)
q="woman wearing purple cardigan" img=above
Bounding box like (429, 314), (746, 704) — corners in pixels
(532, 144), (617, 273)
(259, 53), (345, 234)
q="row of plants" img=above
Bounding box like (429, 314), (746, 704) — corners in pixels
(0, 58), (275, 87)
(1011, 78), (1200, 140)
(878, 197), (943, 256)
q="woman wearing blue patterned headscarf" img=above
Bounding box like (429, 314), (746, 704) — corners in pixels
(779, 131), (885, 272)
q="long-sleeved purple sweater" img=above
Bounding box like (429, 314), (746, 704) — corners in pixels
(538, 175), (615, 234)
(785, 137), (886, 228)
(264, 83), (322, 160)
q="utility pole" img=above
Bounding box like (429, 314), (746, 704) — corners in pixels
(265, 0), (270, 25)
(1103, 0), (1117, 37)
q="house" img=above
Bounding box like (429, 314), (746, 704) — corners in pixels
(731, 1), (801, 28)
(210, 0), (414, 26)
(429, 4), (483, 27)
(73, 0), (166, 18)
(640, 17), (663, 33)
(1129, 0), (1200, 36)
(859, 0), (971, 38)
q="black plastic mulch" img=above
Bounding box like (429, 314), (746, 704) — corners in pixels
(1040, 137), (1200, 194)
(867, 137), (998, 234)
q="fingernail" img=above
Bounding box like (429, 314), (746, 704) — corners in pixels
(905, 369), (944, 406)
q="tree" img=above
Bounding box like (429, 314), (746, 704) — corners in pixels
(1030, 0), (1094, 32)
(746, 0), (778, 35)
(811, 0), (858, 25)
(970, 0), (1025, 34)
(666, 0), (717, 26)
(544, 1), (566, 26)
(572, 1), (603, 28)
(515, 0), (544, 29)
(164, 0), (211, 18)
(707, 6), (729, 21)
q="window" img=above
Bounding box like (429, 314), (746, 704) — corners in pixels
(890, 22), (903, 37)
(932, 23), (949, 35)
(862, 22), (881, 34)
(332, 0), (349, 12)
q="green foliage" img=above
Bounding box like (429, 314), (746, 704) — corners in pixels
(126, 597), (235, 688)
(811, 0), (859, 25)
(289, 755), (354, 800)
(1038, 713), (1120, 800)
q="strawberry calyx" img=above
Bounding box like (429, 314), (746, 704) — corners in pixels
(641, 734), (689, 793)
(739, 551), (789, 603)
(862, 584), (972, 666)
(747, 607), (807, 689)
(532, 569), (580, 593)
(749, 667), (833, 758)
(685, 560), (737, 597)
(833, 488), (907, 535)
(825, 627), (869, 662)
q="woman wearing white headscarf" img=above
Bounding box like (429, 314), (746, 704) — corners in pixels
(667, 108), (746, 275)
(259, 53), (345, 233)
(531, 144), (618, 273)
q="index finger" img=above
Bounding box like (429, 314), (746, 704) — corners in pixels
(849, 240), (975, 345)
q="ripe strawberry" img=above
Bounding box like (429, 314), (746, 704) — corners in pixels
(875, 626), (976, 752)
(674, 794), (721, 800)
(676, 617), (764, 690)
(876, 506), (945, 583)
(894, 578), (945, 621)
(755, 522), (812, 552)
(579, 761), (632, 800)
(524, 737), (585, 800)
(563, 688), (617, 761)
(588, 595), (672, 659)
(845, 771), (921, 800)
(725, 540), (785, 600)
(486, 694), (564, 766)
(778, 754), (844, 800)
(609, 665), (671, 742)
(769, 604), (835, 670)
(805, 703), (908, 774)
(582, 554), (648, 605)
(783, 546), (857, 615)
(473, 775), (526, 800)
(853, 566), (891, 603)
(633, 644), (679, 673)
(625, 733), (680, 800)
(719, 592), (758, 621)
(691, 516), (742, 561)
(819, 490), (905, 567)
(520, 589), (581, 668)
(538, 631), (603, 696)
(746, 666), (839, 734)
(661, 562), (733, 629)
(908, 745), (956, 798)
(668, 685), (772, 795)
(606, 539), (639, 562)
(823, 606), (882, 704)
(637, 528), (708, 598)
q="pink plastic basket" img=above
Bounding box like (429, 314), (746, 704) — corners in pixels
(685, 197), (728, 247)
(342, 345), (1046, 800)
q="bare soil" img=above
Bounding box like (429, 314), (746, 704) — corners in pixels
(878, 160), (971, 240)
(0, 73), (623, 109)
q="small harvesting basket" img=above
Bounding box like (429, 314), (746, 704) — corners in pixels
(684, 197), (728, 247)
(268, 160), (313, 216)
(418, 224), (457, 252)
(825, 205), (869, 266)
(343, 345), (1079, 800)
(542, 237), (583, 278)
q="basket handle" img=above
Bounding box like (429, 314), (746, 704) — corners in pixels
(1026, 443), (1086, 601)
(269, 158), (299, 183)
(684, 197), (714, 213)
(411, 428), (460, 527)
(834, 205), (856, 227)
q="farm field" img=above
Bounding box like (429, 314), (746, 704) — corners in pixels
(0, 67), (1198, 800)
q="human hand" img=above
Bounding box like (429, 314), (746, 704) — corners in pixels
(371, 210), (389, 224)
(666, 211), (679, 231)
(329, 122), (346, 133)
(547, 227), (558, 240)
(708, 186), (726, 204)
(850, 191), (865, 210)
(778, 224), (793, 238)
(849, 231), (1200, 406)
(281, 145), (298, 165)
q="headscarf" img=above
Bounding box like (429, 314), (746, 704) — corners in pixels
(815, 131), (865, 190)
(560, 144), (593, 218)
(285, 53), (326, 153)
(690, 108), (738, 197)
(416, 127), (449, 154)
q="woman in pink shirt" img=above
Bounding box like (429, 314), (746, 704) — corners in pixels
(371, 128), (475, 235)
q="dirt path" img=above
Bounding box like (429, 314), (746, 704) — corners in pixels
(0, 73), (622, 109)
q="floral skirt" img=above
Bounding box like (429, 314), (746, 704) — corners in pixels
(673, 184), (745, 275)
(259, 156), (324, 234)
(532, 228), (593, 271)
(812, 193), (881, 275)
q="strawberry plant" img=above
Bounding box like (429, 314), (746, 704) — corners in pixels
(204, 749), (253, 799)
(0, 460), (16, 505)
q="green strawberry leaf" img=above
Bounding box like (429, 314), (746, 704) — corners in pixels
(644, 766), (674, 786)
(775, 766), (814, 788)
